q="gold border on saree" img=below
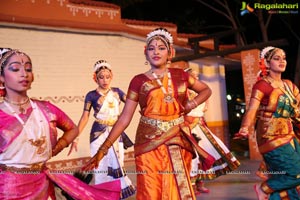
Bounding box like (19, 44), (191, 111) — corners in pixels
(0, 163), (45, 173)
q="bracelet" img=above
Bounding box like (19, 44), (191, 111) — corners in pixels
(97, 138), (113, 156)
(52, 137), (70, 156)
(191, 99), (198, 109)
(239, 127), (249, 134)
(58, 137), (70, 147)
(98, 146), (109, 156)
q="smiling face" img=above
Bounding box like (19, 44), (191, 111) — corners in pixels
(145, 38), (170, 68)
(0, 53), (33, 95)
(267, 49), (287, 73)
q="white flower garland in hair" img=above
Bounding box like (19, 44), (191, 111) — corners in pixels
(260, 46), (275, 59)
(0, 48), (12, 60)
(93, 62), (111, 72)
(147, 29), (173, 45)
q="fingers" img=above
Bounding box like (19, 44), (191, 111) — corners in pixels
(82, 158), (98, 171)
(67, 149), (72, 156)
(233, 132), (248, 140)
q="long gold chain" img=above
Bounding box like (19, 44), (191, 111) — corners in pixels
(152, 70), (174, 103)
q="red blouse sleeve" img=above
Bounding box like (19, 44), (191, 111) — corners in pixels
(127, 74), (149, 102)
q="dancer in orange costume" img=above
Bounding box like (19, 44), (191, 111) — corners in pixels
(83, 28), (215, 200)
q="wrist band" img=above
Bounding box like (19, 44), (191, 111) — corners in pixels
(239, 127), (249, 134)
(97, 138), (113, 156)
(191, 99), (198, 109)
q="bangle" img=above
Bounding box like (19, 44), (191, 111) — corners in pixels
(52, 137), (70, 156)
(239, 127), (249, 134)
(97, 138), (113, 156)
(192, 99), (198, 108)
(58, 137), (70, 147)
(98, 146), (109, 156)
(189, 99), (197, 110)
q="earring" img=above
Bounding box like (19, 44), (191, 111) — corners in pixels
(144, 60), (148, 65)
(0, 84), (5, 97)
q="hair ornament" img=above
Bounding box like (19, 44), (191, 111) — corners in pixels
(260, 46), (275, 59)
(93, 60), (111, 72)
(257, 58), (269, 80)
(146, 28), (173, 45)
(0, 48), (12, 60)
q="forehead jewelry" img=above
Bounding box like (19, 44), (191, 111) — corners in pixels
(146, 29), (173, 45)
(151, 70), (174, 103)
(0, 49), (25, 73)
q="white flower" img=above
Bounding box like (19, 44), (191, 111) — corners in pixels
(147, 29), (173, 44)
(260, 46), (275, 59)
(93, 62), (111, 72)
(0, 48), (12, 60)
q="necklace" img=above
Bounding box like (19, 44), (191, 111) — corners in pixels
(266, 76), (284, 89)
(266, 77), (299, 115)
(3, 100), (47, 154)
(97, 88), (110, 96)
(282, 82), (298, 108)
(97, 88), (115, 108)
(152, 70), (174, 103)
(4, 97), (30, 114)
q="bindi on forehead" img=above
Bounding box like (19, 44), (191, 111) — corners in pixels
(149, 39), (166, 47)
(153, 41), (159, 46)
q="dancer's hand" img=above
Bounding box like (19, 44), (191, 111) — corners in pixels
(82, 138), (112, 171)
(233, 127), (249, 140)
(67, 140), (78, 156)
(183, 100), (197, 114)
(82, 151), (105, 171)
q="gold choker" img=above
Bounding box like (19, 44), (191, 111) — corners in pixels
(4, 97), (30, 113)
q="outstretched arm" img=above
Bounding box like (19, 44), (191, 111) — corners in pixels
(233, 97), (260, 139)
(82, 98), (138, 170)
(68, 110), (90, 155)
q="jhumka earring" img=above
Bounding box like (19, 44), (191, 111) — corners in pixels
(144, 60), (149, 65)
(0, 83), (5, 97)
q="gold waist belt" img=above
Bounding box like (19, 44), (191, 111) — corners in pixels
(0, 163), (45, 173)
(95, 119), (116, 126)
(140, 116), (184, 132)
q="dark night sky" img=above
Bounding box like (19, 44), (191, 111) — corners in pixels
(98, 0), (298, 80)
(95, 0), (299, 85)
(94, 0), (299, 135)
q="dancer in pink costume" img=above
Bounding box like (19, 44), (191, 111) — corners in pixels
(0, 48), (121, 200)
